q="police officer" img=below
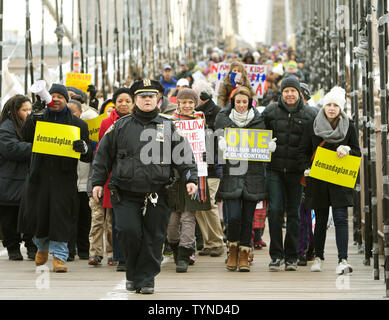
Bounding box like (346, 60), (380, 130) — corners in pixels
(92, 79), (198, 294)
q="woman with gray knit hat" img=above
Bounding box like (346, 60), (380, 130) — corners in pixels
(298, 86), (361, 274)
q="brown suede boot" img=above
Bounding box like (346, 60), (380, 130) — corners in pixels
(226, 242), (239, 271)
(53, 256), (68, 273)
(35, 250), (49, 266)
(238, 246), (250, 272)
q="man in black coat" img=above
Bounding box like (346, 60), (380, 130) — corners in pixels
(92, 79), (198, 294)
(18, 83), (93, 273)
(261, 77), (317, 271)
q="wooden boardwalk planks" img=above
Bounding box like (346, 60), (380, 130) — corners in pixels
(0, 217), (386, 300)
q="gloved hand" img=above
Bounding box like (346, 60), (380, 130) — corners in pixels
(218, 137), (227, 152)
(337, 145), (351, 158)
(73, 140), (88, 155)
(87, 85), (99, 110)
(89, 98), (99, 110)
(268, 138), (277, 152)
(304, 168), (311, 177)
(200, 91), (212, 101)
(87, 84), (97, 97)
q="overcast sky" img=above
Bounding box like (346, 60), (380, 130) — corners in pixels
(3, 0), (269, 46)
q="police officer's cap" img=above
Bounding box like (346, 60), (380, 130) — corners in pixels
(130, 79), (160, 97)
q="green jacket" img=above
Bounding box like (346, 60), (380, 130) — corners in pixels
(167, 172), (211, 212)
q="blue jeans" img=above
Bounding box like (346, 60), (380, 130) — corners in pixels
(314, 207), (349, 262)
(112, 209), (125, 263)
(33, 237), (68, 262)
(266, 169), (303, 262)
(224, 198), (257, 247)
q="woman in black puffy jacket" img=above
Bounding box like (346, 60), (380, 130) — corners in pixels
(0, 95), (36, 260)
(215, 86), (269, 272)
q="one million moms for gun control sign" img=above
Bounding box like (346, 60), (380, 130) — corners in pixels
(223, 128), (273, 162)
(174, 119), (207, 177)
(309, 147), (361, 188)
(32, 121), (81, 159)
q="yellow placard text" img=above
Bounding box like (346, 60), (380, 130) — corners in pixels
(65, 72), (92, 93)
(309, 147), (361, 188)
(84, 113), (107, 142)
(32, 121), (81, 159)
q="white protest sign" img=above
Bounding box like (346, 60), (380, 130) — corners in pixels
(174, 119), (208, 177)
(212, 63), (268, 99)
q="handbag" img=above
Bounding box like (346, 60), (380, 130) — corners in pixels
(300, 140), (325, 187)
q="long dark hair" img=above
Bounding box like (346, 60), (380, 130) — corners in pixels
(0, 94), (31, 139)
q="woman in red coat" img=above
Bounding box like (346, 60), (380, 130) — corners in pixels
(98, 88), (133, 270)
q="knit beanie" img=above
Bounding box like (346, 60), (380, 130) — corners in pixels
(281, 76), (301, 93)
(323, 86), (346, 110)
(177, 88), (200, 107)
(287, 60), (298, 71)
(67, 86), (87, 103)
(112, 87), (132, 104)
(300, 83), (311, 100)
(49, 83), (69, 102)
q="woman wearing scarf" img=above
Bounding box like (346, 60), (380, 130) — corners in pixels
(215, 86), (271, 272)
(298, 86), (361, 275)
(167, 88), (211, 273)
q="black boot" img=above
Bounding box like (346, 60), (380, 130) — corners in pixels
(26, 246), (37, 261)
(306, 244), (315, 261)
(24, 236), (37, 261)
(176, 247), (193, 273)
(8, 246), (23, 261)
(169, 242), (179, 264)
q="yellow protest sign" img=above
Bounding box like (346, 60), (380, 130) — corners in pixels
(309, 147), (361, 188)
(223, 128), (273, 162)
(65, 73), (92, 93)
(312, 88), (324, 102)
(32, 121), (81, 159)
(84, 113), (107, 142)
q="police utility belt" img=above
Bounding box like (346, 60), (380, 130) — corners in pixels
(109, 183), (159, 217)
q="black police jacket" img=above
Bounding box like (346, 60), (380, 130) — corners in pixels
(92, 112), (198, 194)
(261, 96), (317, 174)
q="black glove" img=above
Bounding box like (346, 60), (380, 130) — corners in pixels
(32, 97), (46, 113)
(73, 140), (88, 155)
(200, 91), (212, 101)
(87, 84), (97, 97)
(87, 85), (99, 110)
(89, 98), (99, 110)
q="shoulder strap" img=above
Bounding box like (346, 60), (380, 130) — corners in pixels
(310, 140), (325, 162)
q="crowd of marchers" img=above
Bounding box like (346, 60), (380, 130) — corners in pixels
(0, 43), (359, 294)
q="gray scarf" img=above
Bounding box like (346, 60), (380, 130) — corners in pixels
(313, 108), (349, 144)
(229, 108), (255, 128)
